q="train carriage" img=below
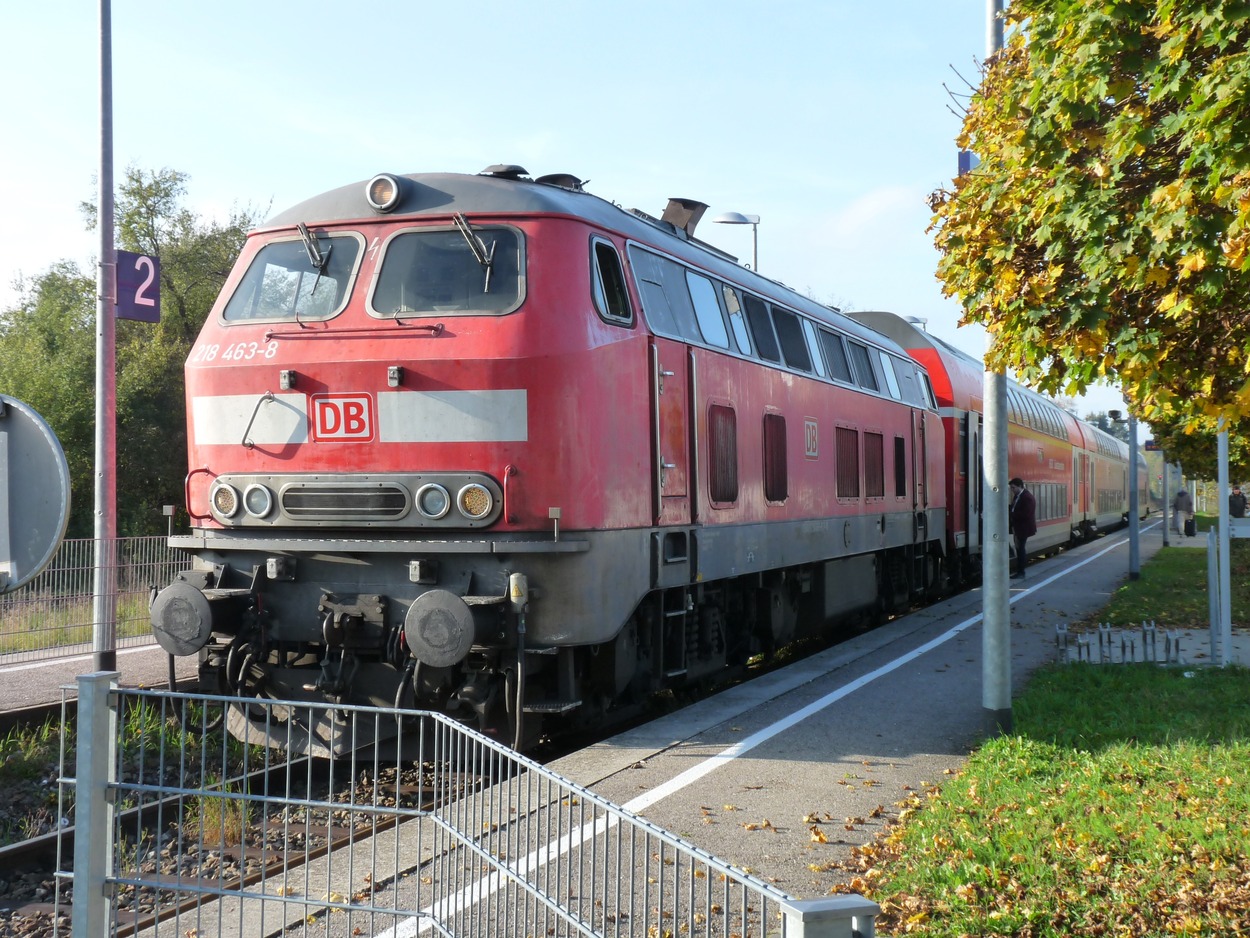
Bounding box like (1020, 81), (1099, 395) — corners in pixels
(152, 166), (948, 752)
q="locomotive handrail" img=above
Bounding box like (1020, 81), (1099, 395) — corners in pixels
(503, 463), (518, 524)
(241, 391), (275, 449)
(263, 321), (445, 340)
(184, 466), (214, 521)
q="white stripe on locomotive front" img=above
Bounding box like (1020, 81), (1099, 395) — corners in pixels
(192, 389), (528, 444)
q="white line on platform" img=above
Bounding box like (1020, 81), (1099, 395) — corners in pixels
(381, 526), (1148, 936)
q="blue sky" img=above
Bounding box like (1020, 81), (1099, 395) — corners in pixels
(0, 0), (1129, 418)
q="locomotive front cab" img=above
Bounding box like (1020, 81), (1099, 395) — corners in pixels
(154, 170), (660, 753)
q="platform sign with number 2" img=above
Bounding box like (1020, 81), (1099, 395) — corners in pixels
(116, 249), (161, 322)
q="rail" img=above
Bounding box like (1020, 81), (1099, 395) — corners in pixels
(0, 536), (185, 662)
(58, 675), (878, 937)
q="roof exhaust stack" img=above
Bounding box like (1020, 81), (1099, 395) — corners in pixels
(661, 198), (708, 237)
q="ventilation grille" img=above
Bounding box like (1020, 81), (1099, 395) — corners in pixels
(281, 484), (409, 520)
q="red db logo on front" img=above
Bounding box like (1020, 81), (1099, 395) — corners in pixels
(312, 395), (374, 441)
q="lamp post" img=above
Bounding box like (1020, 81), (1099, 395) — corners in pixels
(711, 212), (759, 270)
(1108, 407), (1141, 581)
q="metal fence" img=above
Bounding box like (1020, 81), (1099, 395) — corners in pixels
(58, 674), (878, 938)
(0, 536), (184, 662)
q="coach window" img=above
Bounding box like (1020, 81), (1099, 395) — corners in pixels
(877, 350), (902, 399)
(370, 227), (522, 317)
(847, 341), (880, 392)
(763, 413), (788, 502)
(744, 294), (781, 363)
(771, 306), (813, 372)
(685, 270), (730, 348)
(225, 233), (363, 322)
(592, 239), (632, 324)
(721, 285), (752, 354)
(818, 328), (854, 383)
(802, 319), (827, 377)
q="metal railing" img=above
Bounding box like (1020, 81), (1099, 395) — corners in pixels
(0, 537), (185, 662)
(58, 675), (878, 938)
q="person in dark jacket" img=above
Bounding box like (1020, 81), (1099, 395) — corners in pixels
(1231, 486), (1247, 519)
(1008, 477), (1036, 579)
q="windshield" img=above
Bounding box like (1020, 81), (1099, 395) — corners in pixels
(369, 227), (523, 317)
(223, 233), (362, 322)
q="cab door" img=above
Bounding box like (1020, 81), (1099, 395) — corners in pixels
(650, 338), (691, 526)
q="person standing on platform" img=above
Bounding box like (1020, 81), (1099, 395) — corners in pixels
(1008, 477), (1036, 580)
(1174, 487), (1195, 536)
(1230, 485), (1247, 519)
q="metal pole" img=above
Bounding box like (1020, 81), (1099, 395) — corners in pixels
(92, 0), (118, 671)
(72, 672), (119, 938)
(1128, 411), (1140, 579)
(1161, 451), (1170, 547)
(982, 0), (1011, 735)
(1217, 423), (1232, 665)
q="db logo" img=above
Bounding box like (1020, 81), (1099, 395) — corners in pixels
(312, 394), (374, 441)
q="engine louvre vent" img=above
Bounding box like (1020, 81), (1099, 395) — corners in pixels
(281, 484), (410, 520)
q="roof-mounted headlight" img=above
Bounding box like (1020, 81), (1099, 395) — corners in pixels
(366, 173), (403, 213)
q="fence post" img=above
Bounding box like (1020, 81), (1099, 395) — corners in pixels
(779, 894), (880, 937)
(73, 671), (119, 938)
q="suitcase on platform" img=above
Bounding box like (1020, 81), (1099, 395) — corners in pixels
(1185, 517), (1197, 537)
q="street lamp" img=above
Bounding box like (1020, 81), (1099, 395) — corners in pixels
(711, 211), (759, 270)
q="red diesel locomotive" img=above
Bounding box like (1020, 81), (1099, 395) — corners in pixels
(150, 165), (1133, 752)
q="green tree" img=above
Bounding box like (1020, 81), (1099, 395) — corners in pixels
(930, 0), (1250, 455)
(1, 167), (258, 536)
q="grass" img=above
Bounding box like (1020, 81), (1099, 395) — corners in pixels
(855, 527), (1250, 937)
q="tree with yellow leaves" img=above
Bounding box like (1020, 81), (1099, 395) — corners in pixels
(931, 0), (1250, 477)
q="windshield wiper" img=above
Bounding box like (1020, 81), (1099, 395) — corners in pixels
(453, 212), (496, 293)
(296, 222), (332, 298)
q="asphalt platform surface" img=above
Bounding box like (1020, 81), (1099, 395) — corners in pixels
(548, 519), (1246, 899)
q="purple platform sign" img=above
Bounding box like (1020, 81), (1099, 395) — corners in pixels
(116, 250), (161, 322)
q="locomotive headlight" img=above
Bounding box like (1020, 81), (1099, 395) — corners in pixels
(243, 483), (274, 519)
(415, 483), (451, 519)
(211, 482), (241, 518)
(366, 173), (402, 213)
(457, 483), (494, 520)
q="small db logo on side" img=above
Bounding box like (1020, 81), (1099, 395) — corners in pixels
(804, 419), (819, 458)
(312, 395), (374, 441)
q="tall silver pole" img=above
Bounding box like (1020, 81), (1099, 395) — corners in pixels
(92, 0), (118, 671)
(1128, 412), (1140, 579)
(1161, 452), (1170, 547)
(1217, 423), (1232, 665)
(982, 0), (1011, 735)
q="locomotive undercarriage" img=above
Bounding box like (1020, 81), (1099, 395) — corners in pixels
(152, 523), (946, 754)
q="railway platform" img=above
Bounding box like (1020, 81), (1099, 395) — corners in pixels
(548, 519), (1246, 901)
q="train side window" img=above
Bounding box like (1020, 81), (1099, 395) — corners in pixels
(592, 239), (632, 324)
(225, 233), (363, 322)
(865, 432), (885, 498)
(684, 270), (730, 348)
(708, 403), (739, 504)
(818, 328), (854, 383)
(721, 285), (752, 354)
(877, 350), (902, 399)
(801, 319), (827, 377)
(847, 342), (880, 392)
(836, 426), (860, 498)
(744, 295), (781, 362)
(893, 359), (923, 406)
(894, 436), (907, 497)
(627, 247), (701, 341)
(771, 306), (813, 372)
(763, 413), (788, 502)
(921, 372), (938, 410)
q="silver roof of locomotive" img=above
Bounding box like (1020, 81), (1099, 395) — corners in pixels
(262, 167), (911, 356)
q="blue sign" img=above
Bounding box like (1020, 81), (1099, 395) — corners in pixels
(116, 250), (161, 322)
